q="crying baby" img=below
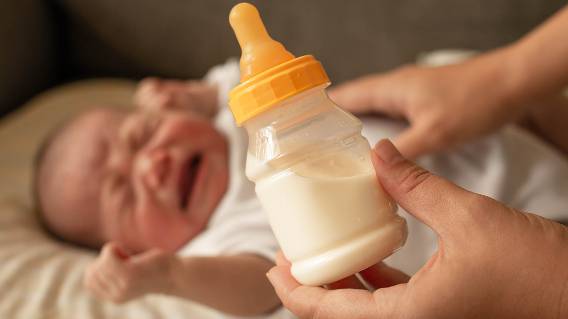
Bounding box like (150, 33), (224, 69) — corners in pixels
(33, 61), (284, 317)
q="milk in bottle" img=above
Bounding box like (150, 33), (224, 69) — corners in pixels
(228, 2), (407, 286)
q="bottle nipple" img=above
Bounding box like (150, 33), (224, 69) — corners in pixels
(229, 3), (295, 82)
(227, 3), (329, 126)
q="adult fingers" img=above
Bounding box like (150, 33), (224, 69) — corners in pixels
(276, 252), (366, 290)
(394, 124), (441, 159)
(372, 139), (480, 239)
(359, 263), (410, 289)
(329, 75), (403, 118)
(275, 251), (291, 267)
(267, 265), (384, 319)
(326, 275), (366, 290)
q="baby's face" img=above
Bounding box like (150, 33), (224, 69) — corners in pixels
(39, 108), (229, 253)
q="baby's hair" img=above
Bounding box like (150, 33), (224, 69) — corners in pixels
(32, 108), (129, 249)
(32, 116), (76, 241)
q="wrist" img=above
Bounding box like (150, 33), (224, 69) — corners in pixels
(498, 37), (567, 109)
(465, 44), (544, 124)
(499, 42), (536, 105)
(164, 255), (183, 295)
(481, 45), (531, 112)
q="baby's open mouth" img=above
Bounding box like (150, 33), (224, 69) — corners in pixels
(179, 154), (202, 210)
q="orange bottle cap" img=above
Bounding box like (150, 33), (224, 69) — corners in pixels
(228, 3), (330, 126)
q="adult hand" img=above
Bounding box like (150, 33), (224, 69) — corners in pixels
(267, 139), (568, 319)
(83, 242), (175, 303)
(329, 49), (527, 159)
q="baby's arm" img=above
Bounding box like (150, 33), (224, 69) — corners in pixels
(169, 254), (280, 316)
(84, 243), (280, 316)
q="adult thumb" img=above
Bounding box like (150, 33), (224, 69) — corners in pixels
(371, 139), (476, 238)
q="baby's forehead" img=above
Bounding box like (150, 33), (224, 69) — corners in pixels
(46, 109), (126, 194)
(69, 108), (128, 138)
(51, 109), (120, 161)
(41, 109), (130, 197)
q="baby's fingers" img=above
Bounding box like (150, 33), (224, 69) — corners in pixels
(100, 242), (129, 262)
(97, 269), (134, 303)
(134, 78), (159, 104)
(84, 269), (114, 300)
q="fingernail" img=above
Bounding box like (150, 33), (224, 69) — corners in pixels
(374, 139), (403, 164)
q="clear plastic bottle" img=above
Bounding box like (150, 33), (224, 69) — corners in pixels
(228, 3), (407, 286)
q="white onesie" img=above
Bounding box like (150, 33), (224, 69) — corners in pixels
(177, 60), (278, 262)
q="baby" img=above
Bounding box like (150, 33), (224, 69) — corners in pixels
(34, 58), (568, 317)
(35, 61), (284, 317)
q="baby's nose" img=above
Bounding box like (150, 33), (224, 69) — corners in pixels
(137, 149), (171, 189)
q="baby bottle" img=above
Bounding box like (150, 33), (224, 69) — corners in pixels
(228, 3), (407, 286)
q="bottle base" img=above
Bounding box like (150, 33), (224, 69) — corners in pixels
(290, 217), (407, 286)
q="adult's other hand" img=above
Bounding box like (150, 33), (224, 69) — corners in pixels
(329, 50), (525, 159)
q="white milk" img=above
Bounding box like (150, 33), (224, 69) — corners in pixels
(250, 152), (407, 285)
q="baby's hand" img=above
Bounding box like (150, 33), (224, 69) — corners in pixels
(83, 242), (176, 303)
(134, 77), (218, 118)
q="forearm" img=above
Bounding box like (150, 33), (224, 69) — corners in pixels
(519, 93), (568, 156)
(479, 5), (568, 154)
(167, 254), (280, 316)
(505, 5), (568, 103)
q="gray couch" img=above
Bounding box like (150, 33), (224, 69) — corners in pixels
(1, 0), (565, 117)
